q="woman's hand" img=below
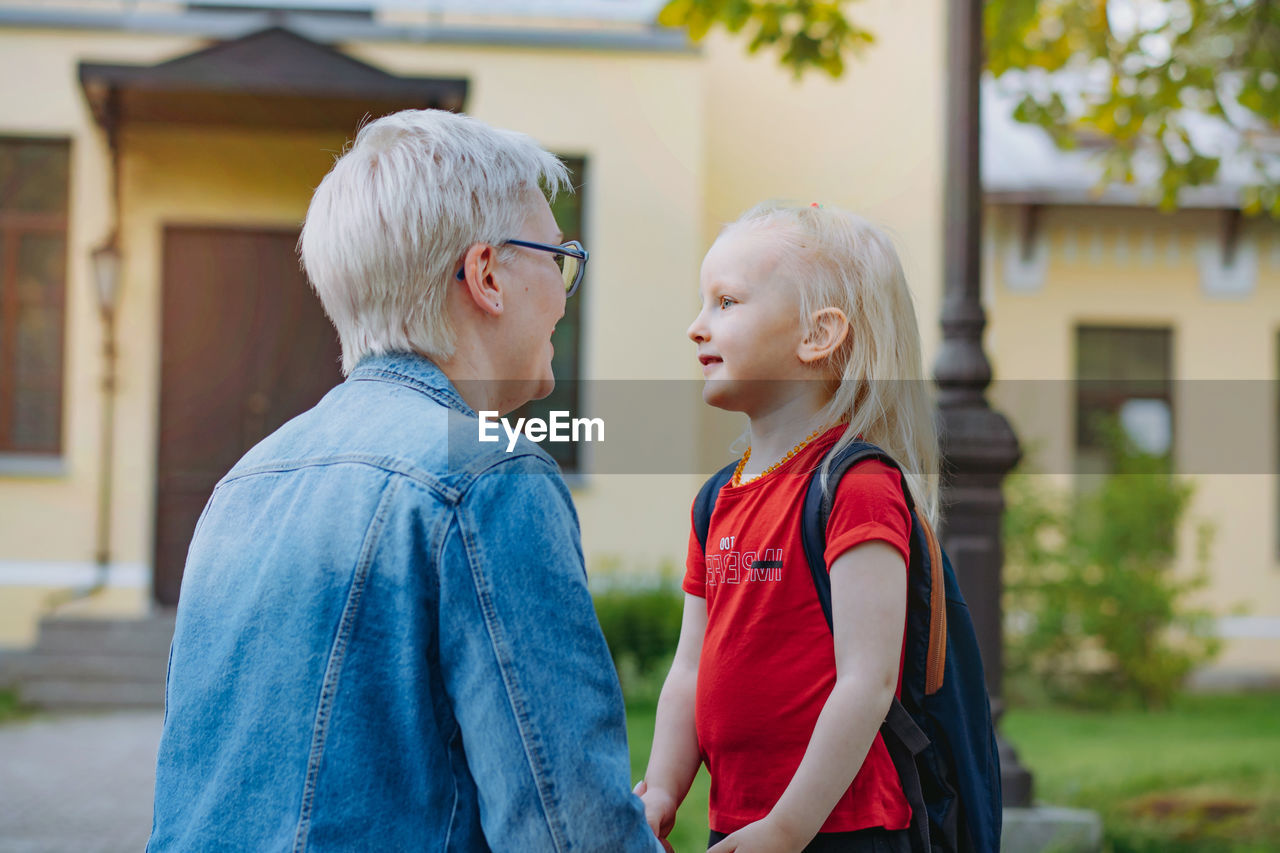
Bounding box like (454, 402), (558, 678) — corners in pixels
(706, 816), (803, 853)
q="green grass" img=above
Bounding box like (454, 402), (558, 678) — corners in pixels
(0, 687), (31, 725)
(626, 692), (1280, 853)
(1003, 692), (1280, 852)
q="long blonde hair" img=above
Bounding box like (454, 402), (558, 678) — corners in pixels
(727, 202), (940, 525)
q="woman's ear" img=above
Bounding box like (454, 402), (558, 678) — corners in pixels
(460, 243), (503, 316)
(798, 307), (849, 363)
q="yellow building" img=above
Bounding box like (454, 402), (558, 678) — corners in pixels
(0, 0), (944, 656)
(983, 82), (1280, 682)
(0, 0), (1271, 688)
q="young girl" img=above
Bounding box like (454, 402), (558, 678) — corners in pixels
(637, 202), (938, 853)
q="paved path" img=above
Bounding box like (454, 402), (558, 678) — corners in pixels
(0, 711), (162, 853)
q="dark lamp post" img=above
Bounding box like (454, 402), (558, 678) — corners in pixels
(936, 0), (1034, 807)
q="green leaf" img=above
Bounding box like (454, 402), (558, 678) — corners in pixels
(983, 0), (1280, 217)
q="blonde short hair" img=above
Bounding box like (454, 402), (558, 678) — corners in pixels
(300, 109), (570, 374)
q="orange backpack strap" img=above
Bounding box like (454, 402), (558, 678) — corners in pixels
(917, 513), (948, 695)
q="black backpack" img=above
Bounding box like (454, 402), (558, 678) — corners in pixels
(693, 440), (1002, 853)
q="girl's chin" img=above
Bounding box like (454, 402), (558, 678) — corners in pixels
(701, 378), (747, 413)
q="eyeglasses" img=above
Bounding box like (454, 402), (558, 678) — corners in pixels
(454, 239), (589, 298)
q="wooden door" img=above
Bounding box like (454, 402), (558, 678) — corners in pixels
(155, 227), (341, 605)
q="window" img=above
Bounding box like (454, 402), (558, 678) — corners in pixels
(0, 139), (70, 457)
(1075, 326), (1174, 475)
(512, 156), (586, 473)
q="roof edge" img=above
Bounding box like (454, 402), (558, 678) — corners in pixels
(0, 7), (698, 55)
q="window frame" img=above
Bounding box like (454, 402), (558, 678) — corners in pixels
(1073, 324), (1175, 477)
(0, 135), (72, 462)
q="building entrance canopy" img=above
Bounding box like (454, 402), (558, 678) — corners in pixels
(78, 26), (467, 131)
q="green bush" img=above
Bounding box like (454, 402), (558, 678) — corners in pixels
(592, 584), (684, 703)
(1003, 430), (1221, 710)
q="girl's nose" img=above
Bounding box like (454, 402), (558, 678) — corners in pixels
(687, 311), (708, 343)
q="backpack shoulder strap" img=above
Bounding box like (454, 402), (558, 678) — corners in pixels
(797, 443), (958, 853)
(798, 441), (949, 694)
(798, 440), (907, 630)
(693, 459), (740, 552)
(918, 513), (947, 694)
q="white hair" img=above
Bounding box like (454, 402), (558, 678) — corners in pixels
(725, 202), (941, 526)
(300, 109), (570, 374)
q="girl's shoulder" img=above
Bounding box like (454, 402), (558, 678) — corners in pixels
(830, 457), (911, 522)
(834, 457), (904, 492)
(826, 457), (914, 563)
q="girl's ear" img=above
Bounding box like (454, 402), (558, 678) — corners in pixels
(798, 307), (849, 363)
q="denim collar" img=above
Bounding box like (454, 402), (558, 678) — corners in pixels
(347, 351), (476, 417)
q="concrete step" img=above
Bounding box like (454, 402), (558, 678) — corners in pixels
(32, 613), (175, 657)
(20, 679), (166, 710)
(11, 611), (177, 709)
(0, 650), (21, 688)
(1003, 806), (1103, 853)
(11, 652), (168, 684)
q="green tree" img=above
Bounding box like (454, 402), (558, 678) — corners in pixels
(987, 0), (1280, 214)
(661, 0), (1280, 214)
(658, 0), (876, 78)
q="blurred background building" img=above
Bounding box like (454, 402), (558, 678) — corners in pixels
(0, 0), (1274, 705)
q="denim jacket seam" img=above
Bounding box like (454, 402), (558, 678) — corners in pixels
(291, 474), (402, 853)
(454, 504), (570, 852)
(427, 492), (464, 851)
(451, 451), (560, 502)
(442, 726), (462, 850)
(347, 369), (474, 416)
(219, 455), (460, 504)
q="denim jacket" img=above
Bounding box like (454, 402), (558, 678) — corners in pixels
(149, 353), (659, 853)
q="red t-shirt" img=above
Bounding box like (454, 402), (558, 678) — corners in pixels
(683, 426), (913, 834)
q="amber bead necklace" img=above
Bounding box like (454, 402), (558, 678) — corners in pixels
(731, 426), (829, 487)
